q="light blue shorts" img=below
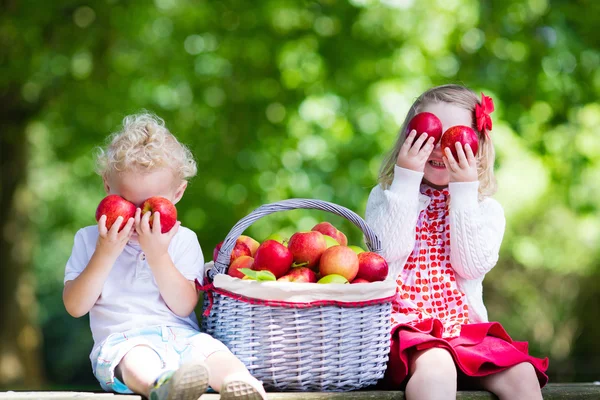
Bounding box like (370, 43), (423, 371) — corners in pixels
(91, 325), (229, 394)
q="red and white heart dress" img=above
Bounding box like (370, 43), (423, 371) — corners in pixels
(384, 186), (549, 388)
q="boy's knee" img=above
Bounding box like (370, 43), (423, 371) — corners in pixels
(186, 332), (230, 360)
(119, 344), (162, 369)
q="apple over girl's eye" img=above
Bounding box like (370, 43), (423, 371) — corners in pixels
(440, 125), (479, 159)
(408, 112), (443, 145)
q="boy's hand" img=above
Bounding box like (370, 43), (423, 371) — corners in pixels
(396, 130), (436, 172)
(443, 142), (478, 183)
(135, 208), (180, 263)
(96, 215), (134, 259)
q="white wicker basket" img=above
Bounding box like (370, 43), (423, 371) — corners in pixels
(201, 199), (394, 392)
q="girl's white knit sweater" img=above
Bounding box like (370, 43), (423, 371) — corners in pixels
(365, 165), (506, 323)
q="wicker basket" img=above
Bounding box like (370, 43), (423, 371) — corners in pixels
(201, 199), (394, 392)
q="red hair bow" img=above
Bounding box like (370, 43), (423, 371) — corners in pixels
(475, 92), (494, 136)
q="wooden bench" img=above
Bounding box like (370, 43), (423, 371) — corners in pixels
(1, 384), (599, 399)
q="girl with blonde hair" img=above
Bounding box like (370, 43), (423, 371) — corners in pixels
(366, 84), (548, 399)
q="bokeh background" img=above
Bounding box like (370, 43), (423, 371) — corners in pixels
(1, 0), (599, 391)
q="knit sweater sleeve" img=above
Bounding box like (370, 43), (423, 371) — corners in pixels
(448, 181), (506, 280)
(365, 166), (423, 277)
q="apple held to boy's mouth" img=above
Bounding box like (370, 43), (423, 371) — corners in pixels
(141, 196), (178, 233)
(95, 194), (136, 231)
(440, 125), (479, 160)
(408, 112), (444, 145)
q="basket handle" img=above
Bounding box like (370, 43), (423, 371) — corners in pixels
(210, 198), (382, 280)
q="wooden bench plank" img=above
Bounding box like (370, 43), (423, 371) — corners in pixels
(199, 392), (495, 399)
(2, 383), (598, 399)
(0, 393), (141, 399)
(199, 383), (600, 399)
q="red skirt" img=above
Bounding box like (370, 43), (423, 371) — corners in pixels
(383, 319), (549, 389)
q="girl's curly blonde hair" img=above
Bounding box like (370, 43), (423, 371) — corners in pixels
(96, 112), (197, 182)
(378, 84), (497, 199)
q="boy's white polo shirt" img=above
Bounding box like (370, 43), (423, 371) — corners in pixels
(64, 225), (205, 356)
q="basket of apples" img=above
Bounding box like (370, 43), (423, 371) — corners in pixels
(199, 199), (397, 392)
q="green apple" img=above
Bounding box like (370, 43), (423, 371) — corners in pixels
(348, 245), (365, 255)
(265, 233), (288, 246)
(323, 235), (340, 249)
(239, 268), (276, 281)
(317, 274), (349, 284)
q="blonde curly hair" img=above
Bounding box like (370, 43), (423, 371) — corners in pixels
(96, 112), (197, 182)
(378, 84), (497, 199)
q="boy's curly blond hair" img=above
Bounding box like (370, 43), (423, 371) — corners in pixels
(96, 112), (197, 182)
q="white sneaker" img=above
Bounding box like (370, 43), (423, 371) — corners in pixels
(220, 373), (267, 400)
(149, 361), (209, 400)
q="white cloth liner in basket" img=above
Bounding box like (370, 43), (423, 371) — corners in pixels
(208, 262), (397, 303)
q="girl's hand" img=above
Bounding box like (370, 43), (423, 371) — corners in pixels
(443, 142), (478, 183)
(134, 208), (180, 263)
(396, 130), (436, 172)
(96, 215), (134, 259)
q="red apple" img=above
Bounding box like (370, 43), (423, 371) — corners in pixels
(407, 112), (443, 145)
(237, 235), (260, 256)
(141, 196), (178, 233)
(311, 222), (348, 247)
(319, 245), (359, 282)
(441, 125), (479, 159)
(355, 252), (389, 282)
(253, 239), (293, 278)
(213, 241), (251, 263)
(228, 256), (254, 279)
(351, 278), (370, 284)
(95, 194), (136, 231)
(288, 231), (327, 269)
(277, 266), (317, 283)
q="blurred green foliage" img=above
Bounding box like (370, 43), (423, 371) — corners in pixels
(1, 0), (599, 389)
